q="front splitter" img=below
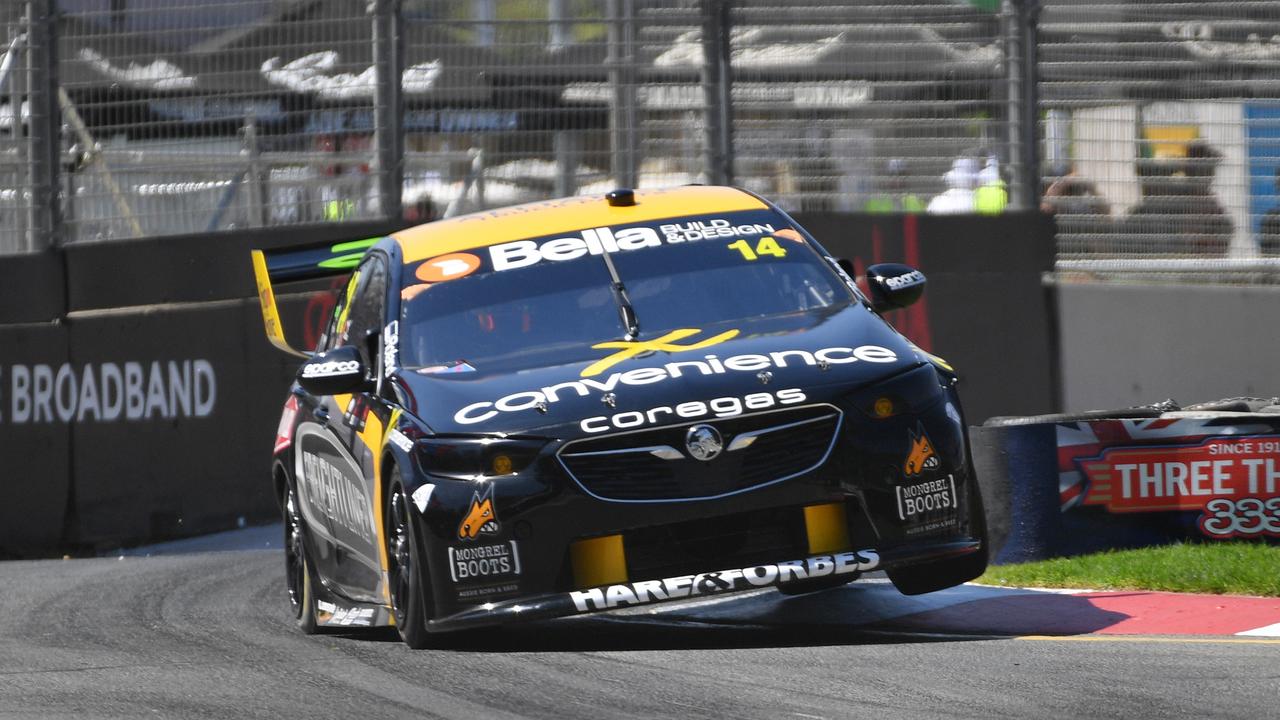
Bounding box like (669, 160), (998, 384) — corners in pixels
(427, 538), (981, 633)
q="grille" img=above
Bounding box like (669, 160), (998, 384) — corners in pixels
(623, 505), (809, 582)
(558, 405), (842, 502)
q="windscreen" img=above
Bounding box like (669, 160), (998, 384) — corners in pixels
(399, 209), (854, 372)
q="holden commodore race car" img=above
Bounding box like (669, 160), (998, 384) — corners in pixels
(252, 185), (987, 648)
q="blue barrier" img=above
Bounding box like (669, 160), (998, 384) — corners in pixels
(973, 407), (1280, 563)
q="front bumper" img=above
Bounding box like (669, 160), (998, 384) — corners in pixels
(426, 538), (981, 633)
(414, 388), (980, 631)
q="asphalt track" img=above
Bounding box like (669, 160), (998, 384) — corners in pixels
(0, 531), (1275, 719)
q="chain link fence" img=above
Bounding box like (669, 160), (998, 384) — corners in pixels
(1042, 1), (1280, 283)
(4, 1), (1280, 281)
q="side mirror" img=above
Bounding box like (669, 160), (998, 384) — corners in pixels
(865, 263), (926, 312)
(297, 345), (370, 396)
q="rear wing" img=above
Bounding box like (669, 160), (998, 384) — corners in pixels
(250, 238), (379, 358)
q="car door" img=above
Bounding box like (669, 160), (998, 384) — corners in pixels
(292, 257), (386, 603)
(292, 265), (363, 591)
(327, 254), (393, 602)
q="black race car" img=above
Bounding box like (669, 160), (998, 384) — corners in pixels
(252, 185), (987, 648)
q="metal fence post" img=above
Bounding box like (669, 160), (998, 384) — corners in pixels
(1004, 0), (1041, 211)
(548, 0), (569, 51)
(372, 0), (404, 222)
(607, 0), (638, 189)
(554, 131), (578, 197)
(242, 113), (267, 228)
(700, 0), (734, 186)
(25, 0), (60, 250)
(7, 30), (29, 250)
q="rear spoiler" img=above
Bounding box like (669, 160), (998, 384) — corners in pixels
(250, 238), (379, 358)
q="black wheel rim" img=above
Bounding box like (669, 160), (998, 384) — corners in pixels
(387, 487), (414, 627)
(283, 486), (306, 617)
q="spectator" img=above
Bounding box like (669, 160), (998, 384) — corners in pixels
(1041, 167), (1114, 254)
(1041, 170), (1110, 217)
(974, 158), (1008, 215)
(403, 195), (438, 225)
(864, 159), (925, 214)
(1121, 141), (1231, 255)
(927, 158), (978, 215)
(1259, 168), (1280, 256)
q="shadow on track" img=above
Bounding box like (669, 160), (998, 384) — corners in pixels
(323, 615), (997, 653)
(318, 582), (1132, 652)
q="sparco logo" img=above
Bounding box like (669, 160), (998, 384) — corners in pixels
(884, 269), (925, 290)
(302, 360), (360, 378)
(454, 345), (896, 426)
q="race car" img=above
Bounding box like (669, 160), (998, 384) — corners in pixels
(252, 185), (987, 648)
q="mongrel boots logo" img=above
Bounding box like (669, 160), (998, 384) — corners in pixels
(903, 425), (941, 477)
(457, 485), (500, 540)
(453, 328), (900, 425)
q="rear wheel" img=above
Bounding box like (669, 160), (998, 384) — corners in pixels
(283, 481), (319, 634)
(386, 478), (432, 649)
(888, 477), (990, 596)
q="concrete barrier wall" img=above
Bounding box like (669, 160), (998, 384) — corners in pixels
(0, 323), (71, 556)
(1058, 282), (1280, 412)
(798, 212), (1060, 424)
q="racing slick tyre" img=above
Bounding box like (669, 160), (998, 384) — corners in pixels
(283, 481), (319, 634)
(386, 476), (434, 649)
(887, 478), (990, 596)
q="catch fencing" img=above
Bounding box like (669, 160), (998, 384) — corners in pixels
(2, 1), (1280, 280)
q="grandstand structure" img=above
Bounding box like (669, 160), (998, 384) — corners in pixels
(2, 0), (1279, 278)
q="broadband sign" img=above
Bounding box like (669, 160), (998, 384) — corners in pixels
(0, 360), (217, 424)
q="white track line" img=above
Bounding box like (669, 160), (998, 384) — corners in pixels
(1237, 622), (1280, 637)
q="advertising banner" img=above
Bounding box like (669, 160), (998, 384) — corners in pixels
(1059, 417), (1280, 545)
(976, 413), (1280, 564)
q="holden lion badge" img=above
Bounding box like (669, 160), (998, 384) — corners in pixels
(685, 424), (724, 462)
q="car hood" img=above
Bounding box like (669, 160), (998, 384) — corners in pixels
(396, 303), (924, 437)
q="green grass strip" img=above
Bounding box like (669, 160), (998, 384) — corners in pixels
(977, 542), (1280, 597)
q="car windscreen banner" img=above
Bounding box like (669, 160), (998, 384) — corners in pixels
(398, 209), (854, 375)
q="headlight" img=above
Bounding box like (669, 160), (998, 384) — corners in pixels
(415, 436), (548, 479)
(850, 364), (946, 419)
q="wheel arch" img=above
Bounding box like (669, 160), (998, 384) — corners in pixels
(272, 458), (291, 508)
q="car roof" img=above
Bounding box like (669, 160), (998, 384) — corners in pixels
(391, 185), (767, 264)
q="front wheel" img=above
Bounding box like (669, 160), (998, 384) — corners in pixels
(386, 478), (433, 649)
(283, 481), (319, 634)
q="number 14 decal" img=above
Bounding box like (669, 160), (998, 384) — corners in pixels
(728, 236), (787, 261)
